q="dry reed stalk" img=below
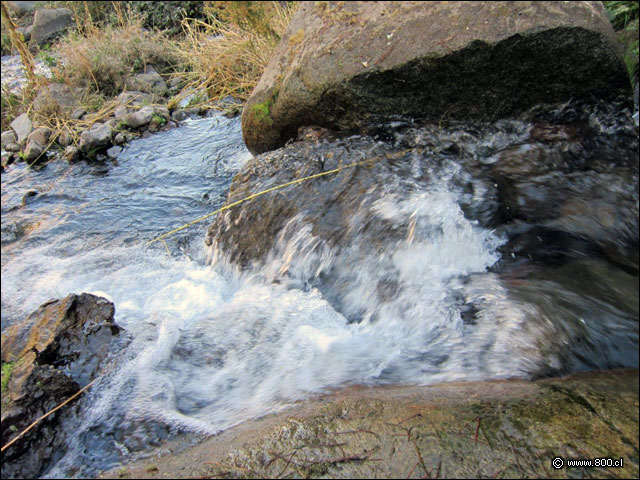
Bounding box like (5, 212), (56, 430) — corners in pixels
(1, 2), (38, 90)
(171, 2), (297, 108)
(0, 379), (96, 454)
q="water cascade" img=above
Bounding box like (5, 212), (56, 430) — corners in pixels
(1, 101), (637, 477)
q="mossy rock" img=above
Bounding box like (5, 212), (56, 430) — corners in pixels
(242, 1), (631, 155)
(100, 369), (639, 479)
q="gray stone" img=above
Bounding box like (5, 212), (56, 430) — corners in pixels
(124, 65), (168, 96)
(16, 25), (32, 43)
(5, 1), (35, 16)
(153, 105), (169, 120)
(33, 83), (79, 115)
(78, 123), (113, 153)
(1, 293), (121, 479)
(185, 106), (204, 117)
(106, 145), (122, 159)
(215, 94), (240, 108)
(23, 127), (52, 162)
(29, 8), (73, 47)
(23, 140), (44, 162)
(1, 130), (17, 149)
(24, 127), (53, 162)
(21, 190), (37, 206)
(114, 105), (129, 120)
(5, 143), (21, 153)
(27, 127), (52, 146)
(242, 1), (630, 155)
(178, 89), (209, 108)
(71, 108), (87, 120)
(116, 91), (153, 106)
(122, 106), (154, 129)
(1, 152), (16, 169)
(100, 370), (639, 480)
(10, 114), (32, 146)
(168, 77), (183, 88)
(113, 133), (126, 145)
(64, 145), (80, 162)
(104, 118), (118, 129)
(171, 109), (187, 122)
(57, 132), (72, 147)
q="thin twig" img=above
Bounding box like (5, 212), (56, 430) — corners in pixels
(412, 439), (428, 477)
(1, 378), (96, 453)
(407, 460), (420, 478)
(322, 428), (380, 438)
(276, 449), (298, 479)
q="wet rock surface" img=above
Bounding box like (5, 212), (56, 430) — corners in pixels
(101, 368), (639, 479)
(243, 1), (630, 154)
(1, 293), (122, 479)
(209, 100), (639, 376)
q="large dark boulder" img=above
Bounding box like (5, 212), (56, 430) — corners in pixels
(242, 1), (630, 155)
(1, 293), (121, 479)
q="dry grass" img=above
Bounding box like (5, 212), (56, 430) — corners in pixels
(2, 1), (299, 165)
(170, 1), (299, 111)
(54, 14), (179, 97)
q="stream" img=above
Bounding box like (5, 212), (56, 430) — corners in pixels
(1, 102), (638, 477)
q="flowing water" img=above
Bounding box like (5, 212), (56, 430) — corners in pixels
(1, 103), (638, 478)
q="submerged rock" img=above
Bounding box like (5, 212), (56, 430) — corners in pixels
(1, 293), (121, 479)
(101, 368), (639, 479)
(243, 1), (630, 155)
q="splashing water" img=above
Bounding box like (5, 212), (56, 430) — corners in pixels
(1, 103), (637, 477)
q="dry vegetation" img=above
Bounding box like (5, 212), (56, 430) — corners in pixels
(170, 1), (297, 110)
(55, 15), (179, 97)
(1, 1), (299, 155)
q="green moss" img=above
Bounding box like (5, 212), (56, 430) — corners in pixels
(605, 1), (639, 85)
(1, 361), (16, 393)
(251, 88), (279, 126)
(251, 100), (273, 126)
(151, 113), (166, 126)
(250, 88), (279, 127)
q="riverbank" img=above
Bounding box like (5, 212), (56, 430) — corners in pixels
(1, 1), (296, 168)
(100, 368), (639, 479)
(1, 1), (638, 170)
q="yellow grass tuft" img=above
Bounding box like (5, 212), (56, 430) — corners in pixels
(170, 1), (299, 111)
(55, 14), (179, 97)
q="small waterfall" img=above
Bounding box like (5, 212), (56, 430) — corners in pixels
(2, 103), (637, 478)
